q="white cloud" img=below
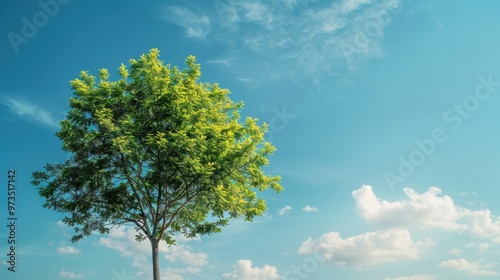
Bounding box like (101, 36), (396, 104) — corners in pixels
(463, 242), (492, 252)
(108, 226), (127, 238)
(278, 205), (292, 215)
(352, 185), (500, 244)
(162, 267), (201, 280)
(294, 185), (500, 274)
(99, 237), (132, 256)
(164, 244), (208, 267)
(222, 259), (282, 280)
(384, 275), (435, 280)
(98, 226), (207, 278)
(161, 270), (183, 280)
(478, 243), (490, 252)
(162, 6), (210, 38)
(439, 258), (499, 276)
(302, 205), (318, 212)
(464, 209), (500, 244)
(59, 268), (84, 279)
(298, 229), (430, 266)
(57, 246), (81, 254)
(176, 233), (201, 243)
(352, 185), (465, 230)
(0, 95), (59, 129)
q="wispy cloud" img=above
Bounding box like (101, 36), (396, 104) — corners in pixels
(0, 116), (14, 122)
(240, 2), (274, 27)
(200, 0), (410, 89)
(206, 57), (234, 66)
(341, 0), (373, 14)
(278, 205), (292, 215)
(156, 1), (414, 94)
(0, 94), (59, 129)
(161, 5), (211, 38)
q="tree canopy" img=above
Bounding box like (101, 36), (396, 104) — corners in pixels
(32, 48), (282, 279)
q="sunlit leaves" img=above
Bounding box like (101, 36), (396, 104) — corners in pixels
(118, 63), (129, 80)
(32, 48), (282, 247)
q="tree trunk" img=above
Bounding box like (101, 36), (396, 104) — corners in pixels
(151, 238), (160, 280)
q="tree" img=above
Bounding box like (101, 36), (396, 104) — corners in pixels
(32, 49), (282, 280)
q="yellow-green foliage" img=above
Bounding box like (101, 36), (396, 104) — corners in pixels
(33, 48), (282, 246)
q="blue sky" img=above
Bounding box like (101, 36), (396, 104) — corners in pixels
(1, 0), (500, 279)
